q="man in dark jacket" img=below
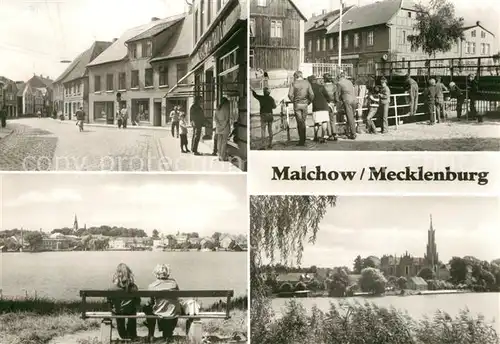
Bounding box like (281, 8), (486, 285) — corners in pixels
(336, 72), (357, 139)
(288, 70), (314, 146)
(190, 96), (205, 155)
(448, 81), (465, 120)
(0, 106), (6, 128)
(252, 87), (276, 149)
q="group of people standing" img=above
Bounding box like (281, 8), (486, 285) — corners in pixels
(169, 96), (232, 161)
(108, 263), (195, 342)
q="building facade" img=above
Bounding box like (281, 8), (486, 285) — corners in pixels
(380, 215), (448, 279)
(180, 0), (247, 168)
(26, 74), (53, 116)
(1, 80), (18, 117)
(250, 0), (307, 72)
(54, 41), (112, 121)
(87, 16), (185, 126)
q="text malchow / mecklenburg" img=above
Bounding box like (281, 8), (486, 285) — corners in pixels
(271, 166), (489, 185)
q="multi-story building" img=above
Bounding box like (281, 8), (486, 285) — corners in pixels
(304, 6), (352, 63)
(27, 74), (53, 116)
(1, 81), (18, 117)
(176, 0), (247, 167)
(250, 0), (307, 73)
(87, 15), (186, 126)
(54, 41), (112, 121)
(18, 83), (35, 115)
(150, 13), (194, 121)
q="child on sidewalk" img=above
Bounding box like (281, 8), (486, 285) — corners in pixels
(179, 113), (190, 153)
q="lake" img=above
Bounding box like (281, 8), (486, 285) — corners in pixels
(0, 251), (247, 303)
(272, 293), (500, 334)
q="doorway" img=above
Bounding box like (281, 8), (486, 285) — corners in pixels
(153, 101), (162, 126)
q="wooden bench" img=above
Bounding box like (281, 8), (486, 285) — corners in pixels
(80, 289), (234, 344)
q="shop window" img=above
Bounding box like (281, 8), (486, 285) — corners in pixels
(132, 99), (150, 122)
(131, 70), (139, 88)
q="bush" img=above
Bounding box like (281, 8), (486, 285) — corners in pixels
(252, 300), (500, 344)
(359, 268), (387, 295)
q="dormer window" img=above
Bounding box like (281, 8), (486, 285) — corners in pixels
(315, 21), (320, 28)
(129, 44), (137, 59)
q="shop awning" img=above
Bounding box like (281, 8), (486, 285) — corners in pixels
(165, 84), (195, 98)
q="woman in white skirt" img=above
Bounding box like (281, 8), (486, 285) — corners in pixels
(308, 75), (330, 143)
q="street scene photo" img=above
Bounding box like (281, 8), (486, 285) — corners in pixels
(250, 195), (500, 344)
(249, 0), (500, 151)
(0, 0), (247, 171)
(0, 173), (248, 344)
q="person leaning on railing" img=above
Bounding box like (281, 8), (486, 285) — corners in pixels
(379, 77), (391, 134)
(467, 73), (481, 122)
(435, 76), (449, 121)
(404, 74), (419, 117)
(288, 71), (314, 146)
(251, 87), (276, 149)
(423, 79), (439, 125)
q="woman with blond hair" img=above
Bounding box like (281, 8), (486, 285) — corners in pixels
(145, 264), (182, 342)
(108, 263), (140, 340)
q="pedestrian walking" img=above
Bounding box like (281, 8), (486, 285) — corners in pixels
(322, 73), (338, 141)
(120, 105), (128, 129)
(309, 75), (330, 143)
(75, 106), (85, 132)
(170, 106), (181, 138)
(252, 87), (277, 149)
(379, 77), (391, 134)
(179, 113), (190, 153)
(365, 86), (381, 134)
(424, 79), (439, 125)
(405, 74), (419, 117)
(214, 97), (231, 161)
(190, 96), (205, 155)
(435, 76), (448, 121)
(37, 110), (42, 119)
(288, 70), (314, 146)
(336, 72), (357, 139)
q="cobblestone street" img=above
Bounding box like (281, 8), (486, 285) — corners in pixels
(0, 118), (240, 171)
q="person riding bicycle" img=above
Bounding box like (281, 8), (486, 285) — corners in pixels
(76, 106), (85, 132)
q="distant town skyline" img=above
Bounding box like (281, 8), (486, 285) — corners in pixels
(0, 174), (248, 236)
(276, 196), (499, 268)
(297, 0), (500, 49)
(0, 0), (186, 81)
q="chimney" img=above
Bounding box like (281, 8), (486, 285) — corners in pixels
(312, 12), (316, 18)
(476, 21), (480, 26)
(151, 17), (160, 21)
(112, 38), (118, 42)
(322, 9), (327, 15)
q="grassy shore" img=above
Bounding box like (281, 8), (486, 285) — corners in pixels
(0, 296), (247, 344)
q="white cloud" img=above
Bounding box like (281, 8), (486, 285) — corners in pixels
(5, 188), (82, 207)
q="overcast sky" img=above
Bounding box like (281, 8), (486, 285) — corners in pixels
(298, 0), (500, 46)
(0, 174), (248, 236)
(0, 0), (186, 81)
(282, 196), (500, 269)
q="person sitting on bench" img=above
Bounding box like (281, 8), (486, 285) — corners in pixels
(145, 264), (181, 342)
(107, 263), (140, 340)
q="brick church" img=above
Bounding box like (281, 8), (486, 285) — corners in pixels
(380, 215), (450, 280)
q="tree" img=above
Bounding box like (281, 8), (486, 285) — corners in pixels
(397, 276), (407, 290)
(353, 255), (363, 274)
(418, 267), (435, 281)
(212, 232), (222, 247)
(250, 196), (337, 297)
(408, 0), (465, 57)
(152, 229), (160, 240)
(190, 232), (199, 238)
(359, 268), (387, 295)
(24, 231), (43, 251)
(449, 257), (468, 283)
(327, 267), (350, 297)
(362, 258), (376, 269)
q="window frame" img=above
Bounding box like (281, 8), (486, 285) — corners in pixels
(145, 68), (154, 87)
(367, 31), (374, 46)
(131, 70), (139, 89)
(106, 73), (114, 91)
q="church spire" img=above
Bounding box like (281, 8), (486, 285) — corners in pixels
(430, 214), (433, 230)
(73, 214), (79, 232)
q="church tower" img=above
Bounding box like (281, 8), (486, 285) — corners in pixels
(424, 214), (439, 270)
(73, 214), (79, 233)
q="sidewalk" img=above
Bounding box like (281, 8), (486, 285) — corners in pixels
(0, 124), (14, 140)
(57, 119), (242, 172)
